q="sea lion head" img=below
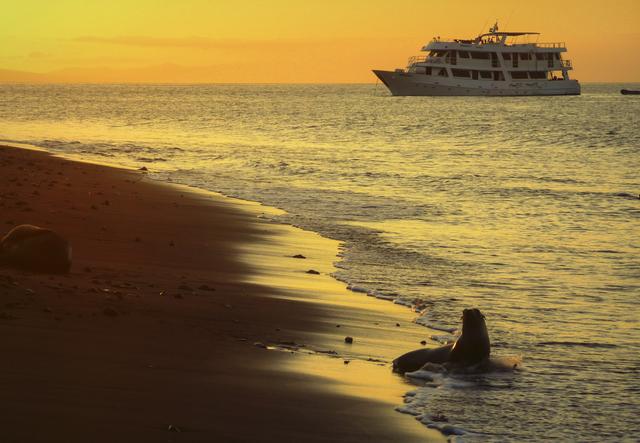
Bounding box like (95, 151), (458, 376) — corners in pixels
(461, 308), (486, 333)
(448, 308), (490, 366)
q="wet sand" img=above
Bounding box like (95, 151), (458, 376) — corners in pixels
(0, 145), (443, 442)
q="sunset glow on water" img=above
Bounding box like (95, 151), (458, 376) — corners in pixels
(1, 82), (638, 440)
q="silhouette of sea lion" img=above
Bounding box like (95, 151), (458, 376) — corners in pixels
(0, 225), (72, 273)
(393, 308), (490, 374)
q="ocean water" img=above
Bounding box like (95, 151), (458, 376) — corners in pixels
(1, 83), (639, 441)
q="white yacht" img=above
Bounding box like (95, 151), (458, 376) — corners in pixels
(373, 23), (580, 96)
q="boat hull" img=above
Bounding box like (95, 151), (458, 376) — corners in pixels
(373, 70), (581, 96)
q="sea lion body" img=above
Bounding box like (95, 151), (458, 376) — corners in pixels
(393, 308), (490, 374)
(0, 225), (72, 273)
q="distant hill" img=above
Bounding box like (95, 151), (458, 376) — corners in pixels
(0, 62), (363, 84)
(0, 69), (49, 83)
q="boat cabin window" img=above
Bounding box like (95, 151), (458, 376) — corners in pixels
(502, 53), (511, 60)
(430, 50), (447, 57)
(510, 71), (528, 79)
(479, 71), (493, 79)
(554, 53), (560, 60)
(452, 69), (471, 78)
(425, 67), (432, 75)
(519, 53), (531, 60)
(469, 51), (490, 60)
(535, 53), (545, 60)
(437, 68), (448, 77)
(529, 71), (546, 79)
(458, 51), (469, 58)
(493, 71), (505, 81)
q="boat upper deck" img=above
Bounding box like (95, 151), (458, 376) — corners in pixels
(422, 31), (567, 53)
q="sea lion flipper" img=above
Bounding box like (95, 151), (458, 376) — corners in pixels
(393, 344), (454, 374)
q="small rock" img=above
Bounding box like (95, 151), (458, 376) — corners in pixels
(306, 269), (320, 275)
(292, 254), (306, 259)
(167, 424), (181, 432)
(431, 412), (449, 423)
(396, 323), (400, 327)
(420, 340), (427, 345)
(0, 311), (17, 320)
(439, 425), (464, 436)
(344, 360), (350, 365)
(139, 166), (148, 171)
(344, 336), (354, 344)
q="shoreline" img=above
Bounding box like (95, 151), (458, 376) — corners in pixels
(0, 144), (443, 442)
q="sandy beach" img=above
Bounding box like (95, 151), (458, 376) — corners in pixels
(0, 145), (443, 442)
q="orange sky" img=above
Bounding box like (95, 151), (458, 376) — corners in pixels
(1, 0), (638, 83)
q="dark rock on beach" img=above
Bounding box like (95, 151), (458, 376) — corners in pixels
(0, 225), (72, 274)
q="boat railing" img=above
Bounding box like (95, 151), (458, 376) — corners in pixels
(407, 55), (450, 67)
(536, 42), (566, 48)
(407, 55), (427, 66)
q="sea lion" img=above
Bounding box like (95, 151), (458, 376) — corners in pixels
(393, 308), (490, 374)
(0, 225), (72, 273)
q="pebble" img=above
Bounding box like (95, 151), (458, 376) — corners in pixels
(306, 269), (320, 275)
(344, 336), (354, 344)
(292, 254), (306, 259)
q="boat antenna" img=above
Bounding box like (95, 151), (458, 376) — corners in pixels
(477, 19), (489, 37)
(504, 8), (516, 31)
